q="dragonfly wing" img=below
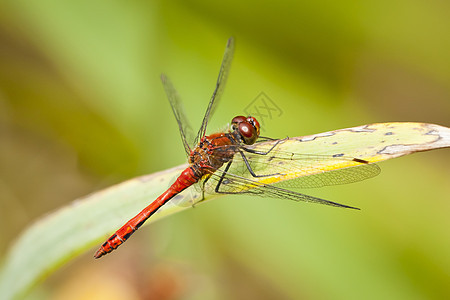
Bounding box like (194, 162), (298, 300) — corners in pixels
(272, 163), (380, 189)
(195, 37), (235, 145)
(161, 74), (196, 156)
(212, 143), (381, 189)
(204, 169), (359, 209)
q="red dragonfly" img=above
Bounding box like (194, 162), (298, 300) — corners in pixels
(94, 38), (380, 259)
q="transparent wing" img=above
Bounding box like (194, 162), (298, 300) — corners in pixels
(204, 142), (381, 189)
(204, 168), (359, 209)
(194, 37), (235, 145)
(161, 74), (195, 156)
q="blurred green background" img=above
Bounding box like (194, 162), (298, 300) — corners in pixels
(1, 0), (449, 299)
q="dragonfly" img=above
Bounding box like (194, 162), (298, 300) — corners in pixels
(94, 37), (380, 259)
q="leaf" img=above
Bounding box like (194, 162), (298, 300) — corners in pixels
(0, 122), (449, 299)
(0, 165), (200, 300)
(249, 122), (450, 185)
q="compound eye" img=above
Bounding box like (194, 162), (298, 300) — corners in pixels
(239, 122), (257, 145)
(231, 115), (247, 130)
(246, 116), (260, 136)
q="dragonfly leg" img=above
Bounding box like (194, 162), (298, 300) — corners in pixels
(215, 161), (239, 194)
(214, 161), (264, 195)
(241, 138), (286, 155)
(197, 174), (212, 205)
(256, 136), (277, 142)
(238, 138), (289, 177)
(214, 161), (265, 195)
(238, 149), (285, 178)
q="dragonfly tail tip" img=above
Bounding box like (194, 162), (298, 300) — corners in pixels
(94, 248), (106, 259)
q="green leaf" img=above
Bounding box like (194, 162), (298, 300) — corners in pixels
(0, 122), (449, 299)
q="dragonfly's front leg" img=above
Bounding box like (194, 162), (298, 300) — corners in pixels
(255, 135), (279, 142)
(239, 138), (287, 178)
(238, 149), (285, 178)
(241, 138), (285, 155)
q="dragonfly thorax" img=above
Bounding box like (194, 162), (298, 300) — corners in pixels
(188, 132), (240, 178)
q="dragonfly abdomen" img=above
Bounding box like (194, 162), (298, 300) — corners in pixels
(94, 167), (198, 258)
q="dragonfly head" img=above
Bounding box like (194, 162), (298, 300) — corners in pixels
(231, 115), (260, 145)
